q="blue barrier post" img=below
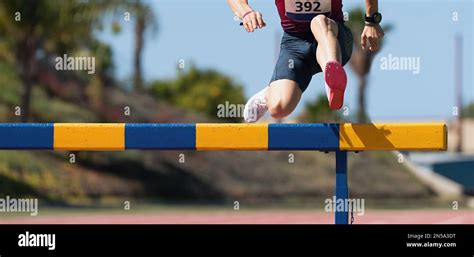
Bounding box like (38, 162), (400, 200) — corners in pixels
(335, 151), (349, 224)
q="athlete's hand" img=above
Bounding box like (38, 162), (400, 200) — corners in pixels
(242, 11), (266, 32)
(361, 24), (384, 52)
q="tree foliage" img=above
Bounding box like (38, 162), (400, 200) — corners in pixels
(300, 94), (342, 123)
(150, 65), (246, 121)
(0, 0), (123, 120)
(463, 102), (474, 118)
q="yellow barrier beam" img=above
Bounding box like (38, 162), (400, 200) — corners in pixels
(339, 123), (447, 151)
(54, 123), (125, 151)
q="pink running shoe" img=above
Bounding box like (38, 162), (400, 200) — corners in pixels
(325, 61), (347, 110)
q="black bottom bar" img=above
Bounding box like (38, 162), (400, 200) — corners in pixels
(0, 224), (472, 257)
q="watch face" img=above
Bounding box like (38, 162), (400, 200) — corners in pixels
(374, 13), (382, 23)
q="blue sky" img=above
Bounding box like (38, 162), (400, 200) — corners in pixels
(98, 0), (473, 122)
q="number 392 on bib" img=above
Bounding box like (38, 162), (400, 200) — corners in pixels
(285, 0), (332, 22)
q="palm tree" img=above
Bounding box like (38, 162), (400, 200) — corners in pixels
(345, 8), (392, 123)
(90, 0), (158, 92)
(0, 0), (123, 121)
(0, 0), (41, 122)
(130, 0), (158, 92)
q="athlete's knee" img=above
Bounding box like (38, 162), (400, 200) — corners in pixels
(310, 15), (337, 36)
(310, 15), (327, 32)
(268, 100), (291, 119)
(311, 15), (328, 26)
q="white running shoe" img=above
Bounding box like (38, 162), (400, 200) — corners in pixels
(243, 87), (268, 123)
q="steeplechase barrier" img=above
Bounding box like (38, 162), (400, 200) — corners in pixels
(0, 123), (447, 224)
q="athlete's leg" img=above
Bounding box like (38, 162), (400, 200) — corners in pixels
(310, 15), (347, 110)
(243, 31), (312, 122)
(266, 79), (301, 119)
(310, 15), (341, 68)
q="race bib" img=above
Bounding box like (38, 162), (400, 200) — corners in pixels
(285, 0), (332, 22)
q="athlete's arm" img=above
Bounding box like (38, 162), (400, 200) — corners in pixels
(227, 0), (266, 32)
(361, 0), (384, 52)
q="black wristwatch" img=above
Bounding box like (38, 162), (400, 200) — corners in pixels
(365, 12), (382, 24)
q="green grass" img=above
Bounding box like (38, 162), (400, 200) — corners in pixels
(0, 61), (21, 106)
(31, 88), (98, 122)
(0, 151), (91, 203)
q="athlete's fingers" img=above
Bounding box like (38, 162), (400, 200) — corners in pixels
(244, 16), (254, 32)
(373, 37), (380, 51)
(247, 21), (254, 32)
(249, 14), (258, 31)
(367, 37), (374, 51)
(378, 28), (385, 38)
(255, 12), (264, 28)
(254, 12), (262, 28)
(243, 15), (252, 32)
(368, 37), (378, 52)
(361, 34), (367, 50)
(243, 19), (250, 32)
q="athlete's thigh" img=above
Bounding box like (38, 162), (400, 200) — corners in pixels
(271, 32), (315, 93)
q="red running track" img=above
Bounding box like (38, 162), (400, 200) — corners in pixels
(1, 210), (472, 224)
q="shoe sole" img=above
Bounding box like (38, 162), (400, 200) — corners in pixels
(325, 62), (347, 110)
